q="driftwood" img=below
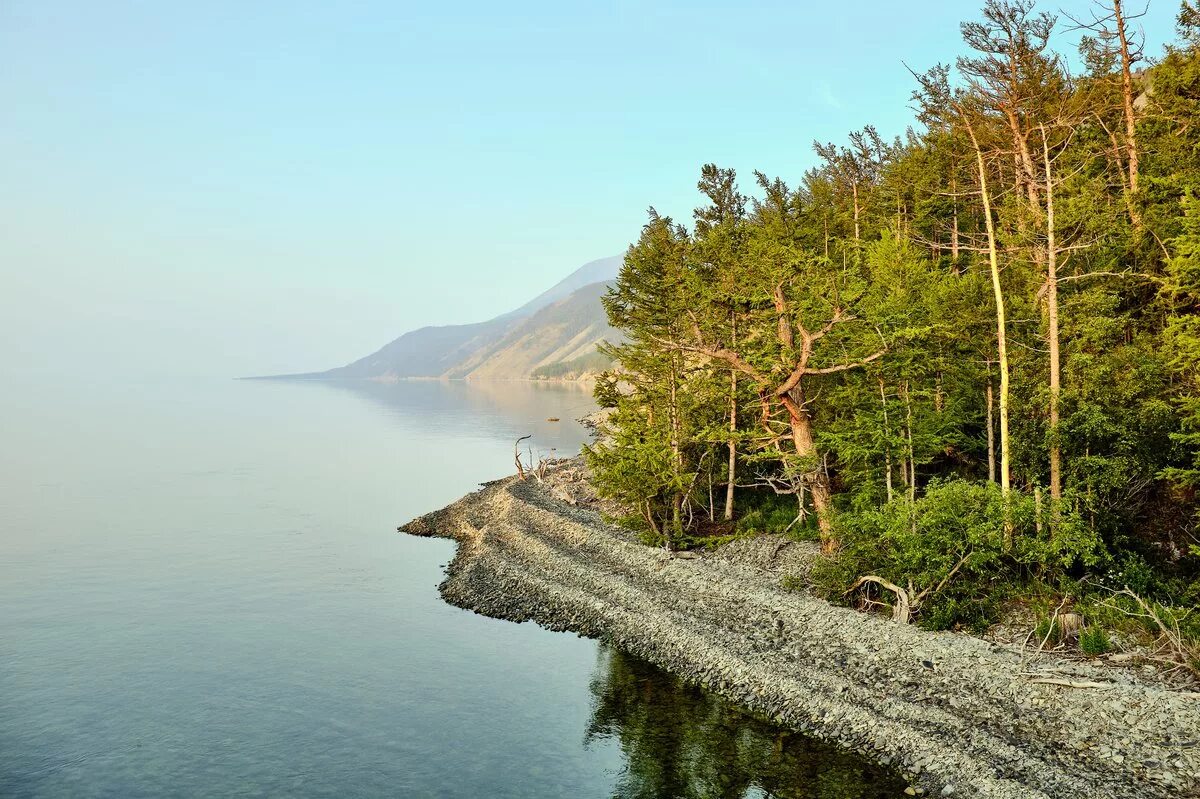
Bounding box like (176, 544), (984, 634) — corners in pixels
(845, 575), (912, 623)
(844, 553), (972, 625)
(532, 453), (553, 483)
(1102, 586), (1200, 680)
(514, 435), (532, 479)
(1026, 677), (1115, 690)
(514, 435), (561, 485)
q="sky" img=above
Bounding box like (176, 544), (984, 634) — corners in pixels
(0, 0), (1183, 379)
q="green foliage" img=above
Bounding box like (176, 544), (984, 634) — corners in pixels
(734, 492), (817, 539)
(1098, 553), (1159, 597)
(815, 479), (1102, 630)
(1034, 617), (1063, 646)
(585, 212), (732, 548)
(1160, 194), (1200, 503)
(735, 504), (799, 537)
(920, 594), (1004, 635)
(589, 11), (1200, 616)
(1080, 590), (1200, 672)
(1079, 626), (1112, 657)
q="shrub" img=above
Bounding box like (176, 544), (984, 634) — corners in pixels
(1080, 625), (1112, 656)
(918, 594), (1003, 635)
(1099, 553), (1158, 596)
(1034, 617), (1062, 646)
(735, 493), (817, 540)
(821, 479), (1104, 630)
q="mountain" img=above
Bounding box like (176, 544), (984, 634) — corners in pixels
(446, 281), (614, 379)
(292, 255), (622, 381)
(496, 255), (622, 322)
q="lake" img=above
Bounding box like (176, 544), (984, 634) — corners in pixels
(0, 377), (903, 798)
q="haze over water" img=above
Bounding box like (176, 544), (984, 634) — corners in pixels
(0, 377), (900, 797)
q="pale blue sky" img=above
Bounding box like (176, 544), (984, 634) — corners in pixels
(0, 0), (1180, 378)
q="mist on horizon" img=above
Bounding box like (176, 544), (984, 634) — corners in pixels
(0, 0), (1178, 380)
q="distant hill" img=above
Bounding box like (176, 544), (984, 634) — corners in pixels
(446, 281), (615, 379)
(496, 255), (622, 322)
(269, 256), (623, 381)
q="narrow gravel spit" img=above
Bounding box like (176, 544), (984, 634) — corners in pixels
(400, 471), (1200, 799)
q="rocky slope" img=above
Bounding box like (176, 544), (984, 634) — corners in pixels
(444, 282), (615, 379)
(401, 467), (1200, 799)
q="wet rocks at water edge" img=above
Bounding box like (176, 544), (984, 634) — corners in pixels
(400, 464), (1200, 799)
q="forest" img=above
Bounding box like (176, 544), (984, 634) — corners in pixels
(584, 0), (1200, 665)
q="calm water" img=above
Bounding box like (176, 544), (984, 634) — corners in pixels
(0, 377), (903, 798)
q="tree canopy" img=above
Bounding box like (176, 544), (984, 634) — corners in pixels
(586, 0), (1200, 635)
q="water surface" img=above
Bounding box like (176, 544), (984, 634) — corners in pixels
(0, 377), (902, 798)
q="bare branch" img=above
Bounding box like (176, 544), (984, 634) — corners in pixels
(803, 348), (888, 376)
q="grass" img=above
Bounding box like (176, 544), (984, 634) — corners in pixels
(1080, 626), (1112, 656)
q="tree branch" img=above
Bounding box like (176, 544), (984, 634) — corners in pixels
(803, 348), (887, 376)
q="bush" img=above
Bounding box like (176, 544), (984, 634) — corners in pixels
(1034, 617), (1062, 646)
(735, 492), (817, 540)
(819, 479), (1104, 630)
(1080, 625), (1112, 656)
(918, 594), (1003, 635)
(1097, 553), (1158, 596)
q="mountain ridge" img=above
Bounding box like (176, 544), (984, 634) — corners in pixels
(251, 255), (622, 381)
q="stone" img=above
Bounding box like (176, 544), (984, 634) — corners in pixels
(401, 466), (1200, 799)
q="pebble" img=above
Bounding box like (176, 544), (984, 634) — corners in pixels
(400, 468), (1200, 799)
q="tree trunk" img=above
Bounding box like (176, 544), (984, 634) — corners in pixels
(879, 378), (894, 503)
(852, 181), (861, 247)
(965, 118), (1012, 500)
(667, 353), (684, 545)
(904, 382), (916, 503)
(724, 318), (737, 521)
(1114, 0), (1140, 201)
(643, 501), (661, 539)
(708, 479), (714, 523)
(987, 376), (997, 484)
(670, 493), (682, 550)
(782, 386), (834, 548)
(951, 175), (961, 274)
(1043, 132), (1063, 502)
(725, 371), (737, 521)
(1003, 108), (1041, 216)
(1034, 485), (1044, 536)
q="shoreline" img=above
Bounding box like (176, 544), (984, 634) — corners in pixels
(401, 467), (1200, 799)
(238, 374), (599, 384)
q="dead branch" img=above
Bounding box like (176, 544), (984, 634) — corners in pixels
(1026, 677), (1115, 690)
(845, 575), (912, 624)
(1055, 270), (1160, 284)
(1102, 587), (1200, 680)
(913, 553), (972, 606)
(802, 349), (888, 376)
(514, 434), (532, 479)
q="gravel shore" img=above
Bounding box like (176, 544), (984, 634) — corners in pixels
(401, 469), (1200, 799)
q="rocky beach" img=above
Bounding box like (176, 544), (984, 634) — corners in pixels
(402, 463), (1200, 799)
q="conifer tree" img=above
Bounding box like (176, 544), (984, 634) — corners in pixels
(693, 165), (748, 522)
(586, 0), (1200, 619)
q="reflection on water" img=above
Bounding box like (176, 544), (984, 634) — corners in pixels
(315, 378), (599, 460)
(587, 647), (906, 799)
(0, 376), (900, 798)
